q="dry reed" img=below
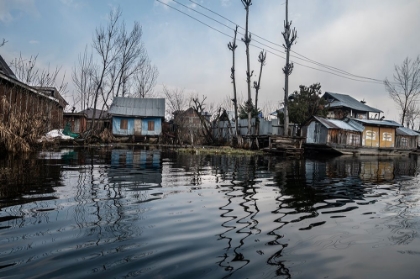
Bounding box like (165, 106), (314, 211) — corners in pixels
(0, 96), (45, 153)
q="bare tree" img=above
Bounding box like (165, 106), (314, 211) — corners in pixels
(241, 0), (254, 135)
(253, 50), (266, 112)
(10, 53), (68, 94)
(405, 102), (420, 129)
(162, 85), (188, 118)
(74, 7), (158, 131)
(114, 21), (146, 98)
(282, 0), (297, 136)
(133, 58), (159, 98)
(384, 56), (420, 126)
(88, 7), (122, 130)
(72, 46), (95, 111)
(192, 95), (215, 144)
(228, 25), (239, 137)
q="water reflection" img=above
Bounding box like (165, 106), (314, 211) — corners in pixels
(1, 150), (420, 278)
(215, 156), (262, 278)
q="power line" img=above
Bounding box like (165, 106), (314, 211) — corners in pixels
(189, 0), (284, 49)
(188, 0), (387, 84)
(155, 0), (232, 38)
(250, 44), (384, 84)
(155, 0), (386, 85)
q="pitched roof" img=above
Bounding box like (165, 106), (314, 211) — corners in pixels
(312, 116), (364, 132)
(79, 108), (109, 119)
(323, 92), (383, 113)
(396, 126), (420, 136)
(351, 118), (402, 127)
(0, 55), (17, 79)
(33, 86), (68, 107)
(108, 97), (165, 118)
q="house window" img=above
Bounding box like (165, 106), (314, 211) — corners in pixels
(120, 119), (128, 130)
(383, 132), (392, 141)
(349, 134), (360, 145)
(400, 137), (408, 147)
(148, 121), (155, 131)
(366, 130), (376, 140)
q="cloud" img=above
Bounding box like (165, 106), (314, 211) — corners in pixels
(0, 0), (39, 23)
(221, 0), (231, 7)
(59, 0), (84, 9)
(29, 40), (39, 44)
(154, 0), (172, 10)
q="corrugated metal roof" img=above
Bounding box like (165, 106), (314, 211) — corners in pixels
(324, 92), (383, 113)
(345, 119), (365, 132)
(80, 108), (108, 119)
(396, 127), (420, 136)
(352, 118), (402, 127)
(0, 55), (17, 79)
(108, 97), (165, 118)
(313, 116), (363, 132)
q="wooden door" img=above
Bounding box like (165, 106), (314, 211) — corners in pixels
(134, 119), (142, 136)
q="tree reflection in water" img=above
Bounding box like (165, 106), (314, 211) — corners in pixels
(1, 150), (420, 278)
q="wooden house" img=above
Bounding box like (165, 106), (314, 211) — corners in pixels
(395, 126), (419, 149)
(303, 116), (415, 155)
(0, 55), (67, 132)
(173, 107), (211, 145)
(79, 108), (110, 131)
(108, 97), (165, 138)
(63, 111), (87, 133)
(323, 92), (383, 120)
(349, 119), (401, 148)
(303, 116), (363, 147)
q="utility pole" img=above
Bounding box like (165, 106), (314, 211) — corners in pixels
(282, 0), (297, 136)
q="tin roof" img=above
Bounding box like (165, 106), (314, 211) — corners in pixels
(108, 97), (165, 118)
(0, 55), (17, 79)
(396, 126), (420, 136)
(79, 108), (109, 119)
(324, 92), (383, 113)
(313, 116), (363, 132)
(351, 118), (402, 127)
(33, 86), (68, 107)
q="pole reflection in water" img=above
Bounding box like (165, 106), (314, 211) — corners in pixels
(1, 149), (420, 278)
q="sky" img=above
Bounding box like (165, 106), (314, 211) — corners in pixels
(0, 0), (419, 122)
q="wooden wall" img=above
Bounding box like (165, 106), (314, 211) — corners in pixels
(0, 77), (64, 132)
(362, 125), (395, 148)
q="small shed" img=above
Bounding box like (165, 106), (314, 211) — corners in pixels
(63, 112), (87, 133)
(350, 119), (401, 148)
(108, 97), (165, 137)
(395, 126), (419, 149)
(303, 116), (363, 146)
(80, 108), (110, 130)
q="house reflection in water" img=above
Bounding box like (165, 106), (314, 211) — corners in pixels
(109, 149), (162, 187)
(306, 156), (418, 185)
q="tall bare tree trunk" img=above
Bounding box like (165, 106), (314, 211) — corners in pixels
(282, 0), (297, 136)
(253, 50), (266, 136)
(228, 26), (239, 139)
(241, 0), (253, 135)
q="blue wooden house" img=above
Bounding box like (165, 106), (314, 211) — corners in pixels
(108, 97), (165, 137)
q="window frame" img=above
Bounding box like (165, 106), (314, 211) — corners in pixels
(120, 119), (128, 130)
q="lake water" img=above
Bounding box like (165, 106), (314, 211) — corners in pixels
(1, 148), (420, 279)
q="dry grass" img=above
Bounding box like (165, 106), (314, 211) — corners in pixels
(98, 128), (115, 143)
(0, 96), (45, 153)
